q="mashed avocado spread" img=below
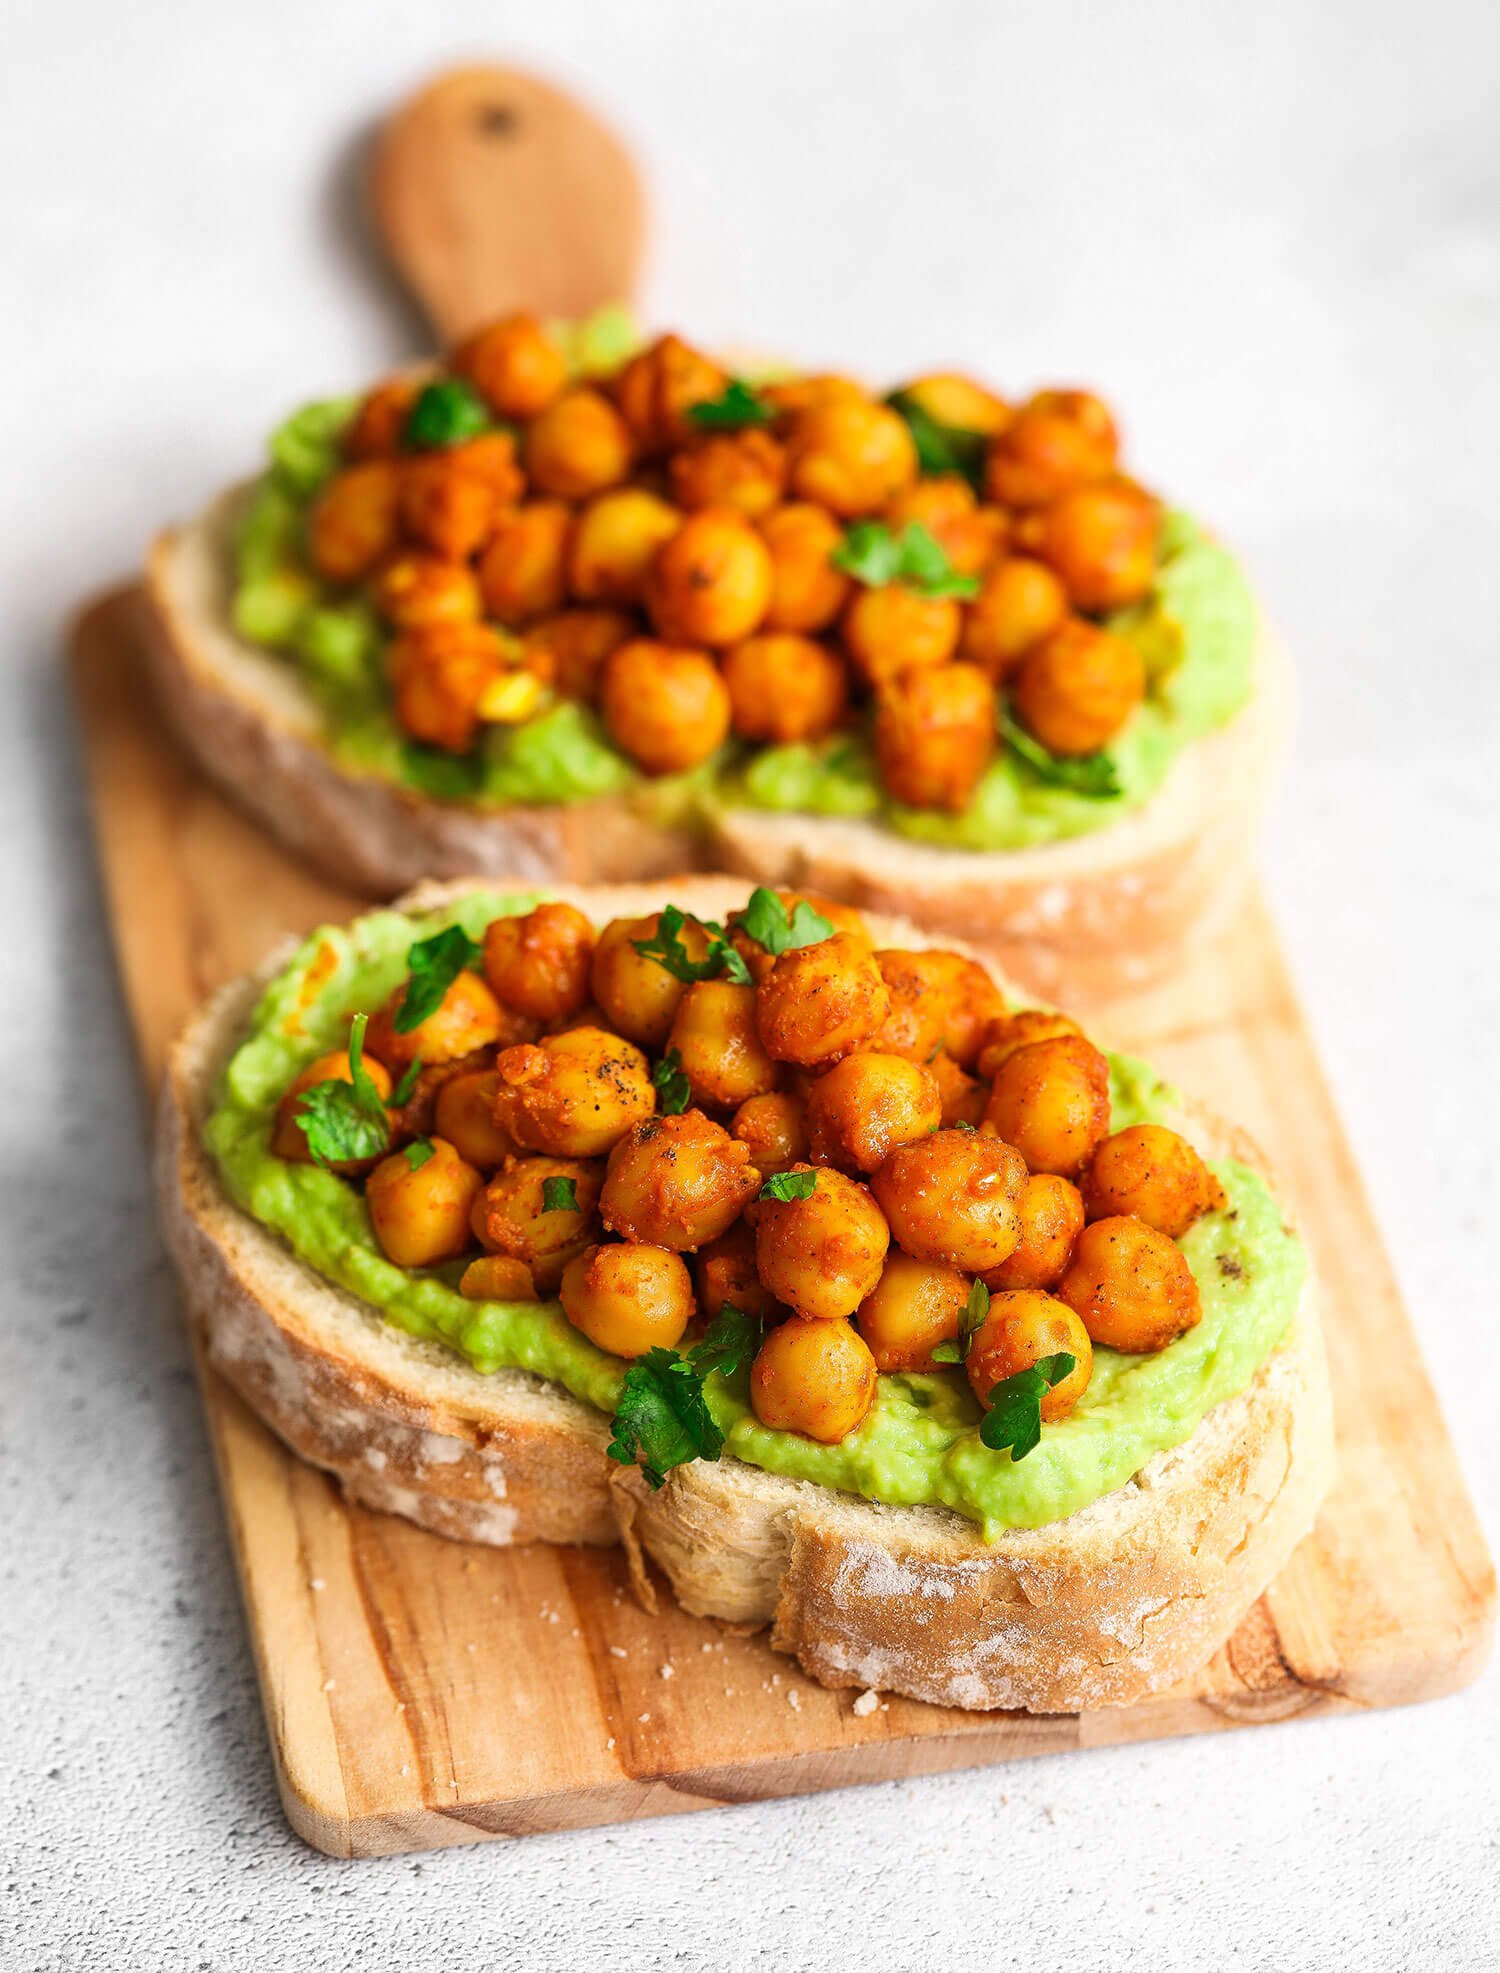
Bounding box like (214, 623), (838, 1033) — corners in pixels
(203, 892), (1305, 1539)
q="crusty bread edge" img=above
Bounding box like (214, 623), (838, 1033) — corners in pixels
(155, 875), (1334, 1713)
(140, 491), (1288, 1002)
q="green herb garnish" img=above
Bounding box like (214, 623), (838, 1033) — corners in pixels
(404, 1139), (436, 1171)
(885, 391), (988, 490)
(541, 1175), (579, 1213)
(293, 1014), (392, 1171)
(759, 1169), (817, 1203)
(689, 1305), (763, 1381)
(605, 1307), (765, 1489)
(978, 1352), (1077, 1462)
(391, 1058), (423, 1106)
(652, 1048), (692, 1116)
(630, 904), (752, 986)
(930, 1280), (990, 1365)
(687, 379), (775, 431)
(1001, 713), (1122, 798)
(403, 379), (491, 451)
(395, 924), (484, 1033)
(832, 520), (979, 599)
(738, 886), (834, 957)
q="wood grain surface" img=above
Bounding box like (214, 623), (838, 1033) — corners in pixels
(69, 588), (1494, 1856)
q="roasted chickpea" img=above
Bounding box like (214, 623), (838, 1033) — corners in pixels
(524, 388), (634, 500)
(787, 398), (918, 517)
(446, 432), (528, 502)
(560, 1242), (694, 1358)
(760, 373), (867, 421)
(453, 312), (569, 420)
(805, 1052), (942, 1174)
(476, 502), (573, 625)
(492, 1026), (654, 1159)
(871, 1129), (1027, 1273)
(975, 1009), (1082, 1080)
(345, 378), (419, 460)
(590, 912), (712, 1048)
(667, 981), (781, 1111)
(984, 1034), (1111, 1178)
(758, 502), (852, 633)
(959, 556), (1069, 680)
(398, 454), (505, 561)
(1036, 481), (1158, 612)
(1080, 1125), (1226, 1238)
(270, 1047), (393, 1172)
(965, 1291), (1093, 1418)
(1057, 1216), (1201, 1353)
(874, 662), (996, 812)
(1011, 619), (1146, 756)
(598, 638), (732, 775)
(755, 932), (891, 1069)
(386, 620), (511, 753)
(894, 373), (1013, 437)
(366, 1138), (484, 1270)
(731, 1089), (809, 1175)
(693, 1218), (786, 1323)
(459, 1253), (538, 1302)
(753, 1166), (890, 1321)
(721, 633), (849, 744)
(750, 1315), (877, 1442)
(669, 428), (787, 518)
(984, 390), (1117, 508)
(984, 1174), (1086, 1291)
(521, 608), (633, 702)
(842, 585), (961, 686)
(373, 553), (482, 630)
(728, 891), (869, 983)
(613, 333), (728, 451)
(645, 508), (773, 648)
(872, 950), (1003, 1068)
(566, 487), (680, 606)
(600, 1112), (760, 1250)
(929, 1051), (986, 1129)
(884, 475), (997, 577)
(482, 902), (595, 1025)
(307, 462), (401, 582)
(366, 968), (505, 1071)
(856, 1251), (971, 1372)
(474, 1154), (603, 1292)
(431, 1069), (516, 1172)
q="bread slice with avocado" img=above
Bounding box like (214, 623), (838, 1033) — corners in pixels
(155, 876), (1332, 1713)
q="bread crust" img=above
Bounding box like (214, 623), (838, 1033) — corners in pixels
(156, 877), (1334, 1713)
(141, 494), (1288, 1002)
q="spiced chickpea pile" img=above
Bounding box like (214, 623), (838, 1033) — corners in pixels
(305, 317), (1162, 808)
(274, 892), (1228, 1462)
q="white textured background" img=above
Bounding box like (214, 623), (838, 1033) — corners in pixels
(3, 1), (1497, 1967)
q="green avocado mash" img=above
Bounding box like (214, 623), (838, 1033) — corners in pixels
(204, 892), (1306, 1541)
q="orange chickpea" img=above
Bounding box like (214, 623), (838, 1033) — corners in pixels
(398, 455), (504, 561)
(645, 508), (773, 648)
(976, 1010), (1082, 1081)
(590, 912), (712, 1049)
(668, 428), (787, 518)
(493, 1026), (654, 1159)
(857, 1251), (972, 1372)
(566, 488), (680, 606)
(787, 398), (918, 517)
(366, 1138), (485, 1270)
(756, 932), (891, 1069)
(893, 373), (1013, 436)
(984, 1174), (1086, 1291)
(473, 1153), (603, 1292)
(693, 1218), (786, 1324)
(366, 967), (505, 1071)
(600, 1111), (761, 1250)
(524, 388), (634, 500)
(1036, 481), (1158, 612)
(841, 585), (961, 686)
(929, 1051), (986, 1129)
(805, 1051), (942, 1174)
(307, 462), (401, 582)
(731, 1090), (809, 1175)
(1080, 1125), (1226, 1238)
(750, 1315), (877, 1442)
(872, 949), (1002, 1069)
(373, 554), (483, 630)
(721, 634), (849, 744)
(667, 981), (781, 1111)
(482, 902), (595, 1024)
(885, 476), (997, 577)
(759, 503), (852, 633)
(598, 638), (732, 775)
(1011, 619), (1145, 757)
(753, 1165), (891, 1321)
(984, 1034), (1112, 1178)
(270, 1047), (393, 1173)
(432, 1069), (516, 1173)
(870, 1129), (1027, 1274)
(1057, 1215), (1201, 1353)
(966, 1291), (1093, 1418)
(453, 312), (568, 421)
(345, 378), (419, 460)
(386, 620), (510, 753)
(446, 432), (528, 502)
(521, 609), (634, 702)
(613, 333), (729, 451)
(477, 502), (573, 625)
(560, 1242), (694, 1358)
(459, 1254), (538, 1302)
(760, 374), (867, 422)
(985, 390), (1118, 508)
(959, 556), (1070, 680)
(875, 662), (996, 811)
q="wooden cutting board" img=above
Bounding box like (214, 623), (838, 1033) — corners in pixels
(68, 589), (1493, 1856)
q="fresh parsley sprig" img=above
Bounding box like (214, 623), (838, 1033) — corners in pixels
(832, 520), (980, 600)
(978, 1353), (1077, 1462)
(606, 1307), (764, 1488)
(294, 1014), (392, 1171)
(737, 886), (834, 957)
(759, 1169), (818, 1203)
(629, 904), (752, 986)
(404, 1139), (436, 1171)
(652, 1048), (692, 1116)
(395, 924), (484, 1032)
(541, 1175), (579, 1213)
(391, 1058), (424, 1106)
(884, 391), (989, 490)
(1001, 713), (1122, 798)
(687, 379), (775, 431)
(931, 1280), (990, 1365)
(403, 379), (492, 451)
